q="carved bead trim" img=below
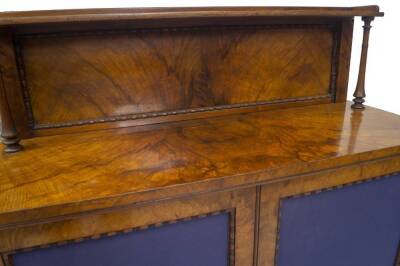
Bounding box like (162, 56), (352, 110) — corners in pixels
(13, 37), (35, 130)
(13, 23), (339, 131)
(34, 95), (332, 130)
(274, 171), (400, 266)
(2, 209), (235, 266)
(329, 28), (339, 100)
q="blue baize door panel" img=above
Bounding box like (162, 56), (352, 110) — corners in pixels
(12, 213), (230, 266)
(277, 174), (400, 266)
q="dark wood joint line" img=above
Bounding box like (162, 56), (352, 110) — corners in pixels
(253, 186), (261, 266)
(228, 208), (236, 266)
(1, 254), (11, 266)
(0, 68), (22, 153)
(352, 16), (374, 110)
(329, 25), (340, 102)
(274, 196), (284, 266)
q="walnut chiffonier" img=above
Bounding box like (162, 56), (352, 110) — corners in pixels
(1, 6), (399, 266)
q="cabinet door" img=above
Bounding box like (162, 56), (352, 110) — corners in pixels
(1, 188), (256, 266)
(12, 213), (229, 266)
(258, 166), (400, 266)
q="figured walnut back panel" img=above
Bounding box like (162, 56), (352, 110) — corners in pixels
(16, 24), (337, 131)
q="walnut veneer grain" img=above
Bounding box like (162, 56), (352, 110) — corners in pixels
(20, 25), (333, 129)
(0, 188), (256, 266)
(1, 6), (368, 147)
(0, 102), (399, 227)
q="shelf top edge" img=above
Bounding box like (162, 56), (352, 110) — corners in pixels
(0, 5), (384, 26)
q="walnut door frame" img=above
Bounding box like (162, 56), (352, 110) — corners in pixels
(256, 154), (400, 266)
(0, 187), (256, 266)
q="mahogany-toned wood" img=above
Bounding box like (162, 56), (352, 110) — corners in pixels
(0, 6), (383, 26)
(0, 6), (381, 151)
(20, 25), (333, 129)
(352, 16), (374, 109)
(0, 188), (256, 266)
(0, 65), (22, 153)
(334, 18), (354, 102)
(31, 97), (332, 137)
(0, 30), (30, 139)
(0, 102), (399, 227)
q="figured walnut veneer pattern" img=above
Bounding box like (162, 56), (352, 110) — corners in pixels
(16, 25), (335, 129)
(1, 102), (400, 227)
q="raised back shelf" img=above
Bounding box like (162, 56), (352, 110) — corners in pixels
(0, 6), (384, 151)
(18, 23), (335, 130)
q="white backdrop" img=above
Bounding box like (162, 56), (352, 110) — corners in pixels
(1, 0), (398, 114)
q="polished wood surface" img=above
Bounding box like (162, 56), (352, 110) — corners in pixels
(334, 18), (354, 102)
(2, 8), (363, 148)
(352, 16), (374, 109)
(2, 6), (381, 152)
(0, 30), (30, 140)
(1, 102), (399, 227)
(0, 6), (383, 26)
(21, 26), (333, 129)
(0, 56), (22, 153)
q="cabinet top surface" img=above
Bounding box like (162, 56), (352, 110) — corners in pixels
(0, 5), (383, 26)
(0, 102), (399, 227)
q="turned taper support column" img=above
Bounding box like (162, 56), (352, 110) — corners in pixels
(0, 68), (22, 153)
(352, 16), (374, 109)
